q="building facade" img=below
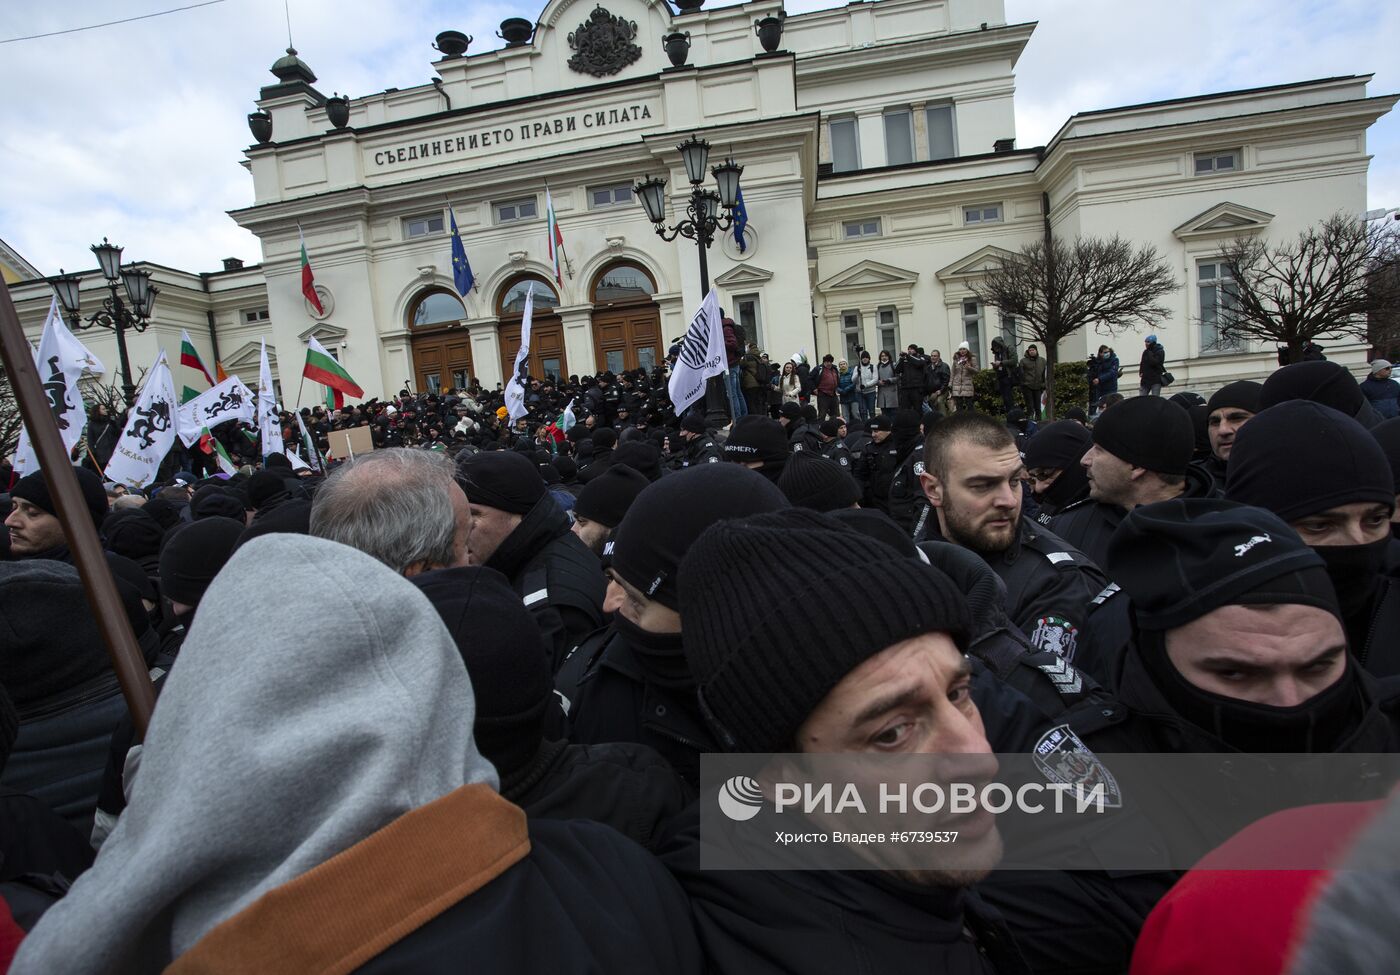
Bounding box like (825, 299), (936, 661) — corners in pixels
(7, 0), (1396, 406)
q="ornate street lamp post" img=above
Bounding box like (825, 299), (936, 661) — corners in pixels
(50, 238), (160, 408)
(635, 136), (745, 424)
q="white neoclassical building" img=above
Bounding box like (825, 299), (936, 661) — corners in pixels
(7, 0), (1396, 404)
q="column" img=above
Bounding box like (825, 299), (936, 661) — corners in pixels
(557, 304), (595, 379)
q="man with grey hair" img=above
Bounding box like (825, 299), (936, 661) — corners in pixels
(310, 448), (472, 576)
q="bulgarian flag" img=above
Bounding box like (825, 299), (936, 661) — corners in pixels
(180, 329), (215, 404)
(546, 187), (566, 285)
(304, 335), (363, 409)
(199, 426), (238, 475)
(299, 227), (325, 315)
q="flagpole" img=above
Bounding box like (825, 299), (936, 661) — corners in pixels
(295, 373), (306, 410)
(0, 274), (155, 738)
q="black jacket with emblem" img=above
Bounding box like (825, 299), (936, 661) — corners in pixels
(555, 624), (716, 788)
(887, 442), (930, 533)
(853, 437), (903, 513)
(787, 420), (823, 455)
(671, 434), (723, 470)
(817, 437), (853, 469)
(484, 496), (606, 672)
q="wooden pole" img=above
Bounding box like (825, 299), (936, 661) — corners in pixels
(0, 284), (155, 738)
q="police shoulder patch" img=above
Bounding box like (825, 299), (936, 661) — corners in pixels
(1033, 724), (1122, 809)
(1030, 615), (1079, 660)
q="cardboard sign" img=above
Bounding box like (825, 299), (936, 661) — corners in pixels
(326, 426), (375, 460)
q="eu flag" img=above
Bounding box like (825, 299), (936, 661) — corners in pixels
(450, 207), (475, 296)
(732, 187), (749, 253)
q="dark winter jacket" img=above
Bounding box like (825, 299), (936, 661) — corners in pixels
(1089, 352), (1121, 396)
(1018, 354), (1047, 390)
(1361, 375), (1400, 419)
(671, 434), (723, 469)
(556, 625), (715, 788)
(895, 352), (930, 394)
(500, 738), (693, 850)
(1139, 342), (1166, 387)
(484, 495), (606, 671)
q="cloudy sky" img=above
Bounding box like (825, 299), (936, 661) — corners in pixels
(1, 0), (1396, 278)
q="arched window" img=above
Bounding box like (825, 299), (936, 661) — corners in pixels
(498, 277), (560, 315)
(593, 263), (655, 303)
(409, 289), (466, 328)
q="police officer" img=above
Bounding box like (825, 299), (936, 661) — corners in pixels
(815, 417), (852, 468)
(667, 412), (722, 469)
(555, 465), (788, 787)
(778, 402), (821, 453)
(1022, 420), (1091, 523)
(917, 411), (1107, 659)
(1198, 379), (1262, 482)
(852, 413), (901, 514)
(1050, 396), (1216, 570)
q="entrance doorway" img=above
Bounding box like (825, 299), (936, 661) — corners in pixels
(591, 263), (660, 373)
(497, 276), (566, 385)
(408, 289), (473, 394)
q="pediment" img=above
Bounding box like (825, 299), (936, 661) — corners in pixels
(817, 259), (919, 292)
(298, 321), (348, 343)
(714, 264), (774, 287)
(222, 340), (274, 376)
(1173, 202), (1274, 240)
(935, 245), (1018, 282)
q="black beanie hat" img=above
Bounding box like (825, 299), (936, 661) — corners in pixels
(723, 415), (789, 470)
(827, 507), (923, 559)
(779, 402), (803, 421)
(10, 467), (109, 531)
(591, 427), (618, 451)
(102, 509), (165, 562)
(574, 464), (650, 527)
(1090, 396), (1195, 474)
(681, 412), (707, 435)
(265, 453), (293, 472)
(411, 565), (552, 778)
(776, 451), (862, 512)
(680, 508), (972, 753)
(1371, 417), (1400, 494)
(1226, 401), (1394, 521)
(1106, 499), (1340, 630)
(551, 455), (578, 483)
(867, 414), (893, 432)
(0, 560), (113, 708)
(246, 470), (290, 510)
(1023, 420), (1092, 470)
(819, 418), (843, 439)
(141, 497), (182, 532)
(1206, 380), (1263, 417)
(456, 451), (546, 514)
(159, 516), (245, 607)
(191, 489), (246, 522)
(611, 464), (788, 611)
(612, 441), (664, 481)
(1063, 407), (1088, 424)
(106, 552), (157, 604)
(1261, 361), (1363, 414)
(234, 498), (312, 550)
(1168, 391), (1206, 409)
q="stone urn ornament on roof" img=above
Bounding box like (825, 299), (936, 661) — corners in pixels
(567, 5), (642, 77)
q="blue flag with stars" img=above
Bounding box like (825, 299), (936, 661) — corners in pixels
(450, 207), (475, 296)
(732, 187), (749, 253)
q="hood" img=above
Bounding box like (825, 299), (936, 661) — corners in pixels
(12, 533), (497, 975)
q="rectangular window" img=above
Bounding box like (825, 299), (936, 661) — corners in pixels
(830, 117), (860, 173)
(605, 349), (625, 374)
(1199, 260), (1245, 353)
(242, 308), (270, 324)
(636, 347), (656, 372)
(842, 310), (862, 364)
(842, 218), (882, 240)
(1194, 149), (1240, 175)
(877, 306), (900, 355)
(588, 183), (634, 209)
(494, 197), (538, 223)
(883, 109), (914, 166)
(403, 212), (445, 238)
(927, 104), (956, 160)
(735, 293), (764, 351)
(962, 300), (984, 356)
(998, 313), (1018, 351)
(963, 203), (1003, 224)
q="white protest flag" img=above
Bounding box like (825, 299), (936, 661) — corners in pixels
(294, 409), (324, 473)
(561, 397), (577, 433)
(104, 352), (179, 489)
(177, 375), (256, 446)
(667, 289), (726, 415)
(257, 338), (285, 458)
(503, 284), (535, 423)
(12, 299), (105, 476)
(284, 448), (310, 471)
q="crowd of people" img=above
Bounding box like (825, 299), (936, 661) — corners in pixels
(4, 327), (1400, 973)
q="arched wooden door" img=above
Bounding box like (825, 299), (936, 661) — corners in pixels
(591, 263), (660, 373)
(409, 289), (473, 394)
(498, 276), (566, 385)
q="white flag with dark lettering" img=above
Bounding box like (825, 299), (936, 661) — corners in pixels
(105, 351), (179, 489)
(668, 289), (725, 415)
(257, 339), (285, 458)
(503, 285), (535, 423)
(12, 299), (105, 476)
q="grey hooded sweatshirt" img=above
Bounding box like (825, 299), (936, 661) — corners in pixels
(12, 533), (499, 974)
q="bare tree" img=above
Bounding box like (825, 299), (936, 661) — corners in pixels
(971, 235), (1178, 417)
(1216, 213), (1400, 363)
(0, 366), (23, 463)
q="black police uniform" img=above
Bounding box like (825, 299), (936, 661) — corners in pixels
(672, 434), (722, 469)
